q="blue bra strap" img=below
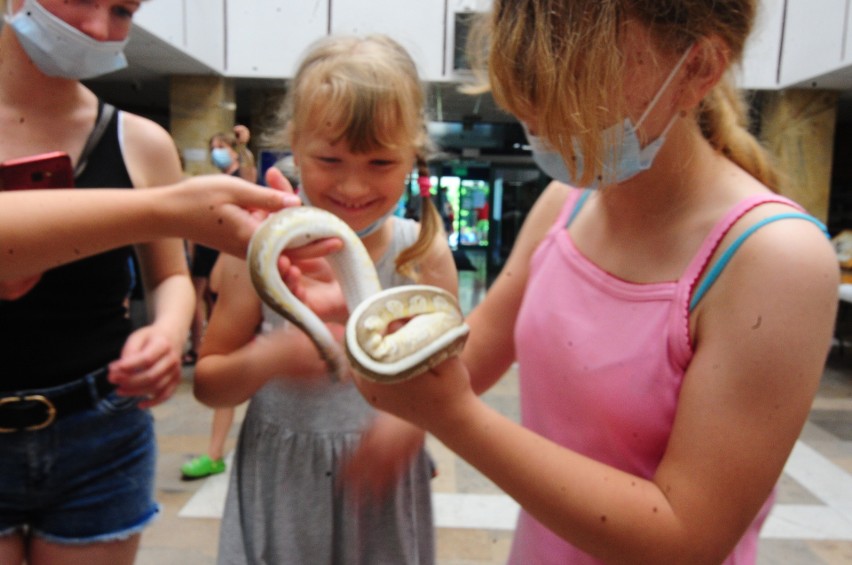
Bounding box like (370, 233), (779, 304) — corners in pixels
(565, 190), (593, 227)
(689, 212), (829, 312)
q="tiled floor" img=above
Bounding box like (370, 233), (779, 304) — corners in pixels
(139, 269), (852, 564)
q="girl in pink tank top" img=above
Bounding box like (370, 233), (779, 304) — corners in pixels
(336, 2), (840, 563)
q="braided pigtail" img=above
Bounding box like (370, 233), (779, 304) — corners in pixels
(698, 75), (780, 192)
(395, 156), (445, 281)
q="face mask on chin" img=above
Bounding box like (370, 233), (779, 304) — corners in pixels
(525, 48), (692, 189)
(5, 0), (129, 80)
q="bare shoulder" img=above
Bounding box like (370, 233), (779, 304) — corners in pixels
(513, 180), (572, 255)
(692, 199), (839, 354)
(731, 202), (837, 298)
(709, 163), (836, 291)
(120, 112), (183, 187)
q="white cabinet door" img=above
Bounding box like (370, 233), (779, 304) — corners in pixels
(131, 0), (224, 73)
(330, 0), (446, 80)
(444, 0), (492, 80)
(738, 0), (785, 90)
(779, 0), (847, 87)
(227, 0), (329, 78)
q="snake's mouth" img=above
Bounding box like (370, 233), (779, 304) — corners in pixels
(384, 316), (414, 336)
(364, 311), (463, 363)
(345, 286), (470, 383)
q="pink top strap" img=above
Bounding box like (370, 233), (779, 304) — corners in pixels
(681, 193), (804, 299)
(667, 193), (805, 367)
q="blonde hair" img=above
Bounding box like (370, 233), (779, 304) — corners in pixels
(281, 34), (439, 280)
(394, 155), (445, 279)
(472, 0), (778, 190)
(283, 35), (427, 153)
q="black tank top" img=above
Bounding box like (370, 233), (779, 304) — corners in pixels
(0, 101), (135, 390)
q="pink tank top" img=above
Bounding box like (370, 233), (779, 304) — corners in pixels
(508, 190), (816, 564)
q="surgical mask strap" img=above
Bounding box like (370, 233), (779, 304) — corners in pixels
(634, 47), (693, 130)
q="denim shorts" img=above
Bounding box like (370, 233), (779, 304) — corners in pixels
(0, 374), (159, 544)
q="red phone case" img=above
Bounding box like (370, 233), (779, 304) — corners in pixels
(0, 151), (74, 190)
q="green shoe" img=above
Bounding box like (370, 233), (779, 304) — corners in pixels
(180, 455), (226, 480)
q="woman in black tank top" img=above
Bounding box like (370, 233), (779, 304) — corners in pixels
(0, 2), (191, 564)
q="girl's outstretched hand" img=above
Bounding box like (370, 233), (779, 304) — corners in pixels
(276, 234), (349, 324)
(165, 173), (300, 258)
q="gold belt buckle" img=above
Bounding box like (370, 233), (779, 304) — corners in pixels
(0, 395), (57, 432)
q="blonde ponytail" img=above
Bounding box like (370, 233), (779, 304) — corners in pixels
(698, 78), (780, 192)
(395, 157), (445, 281)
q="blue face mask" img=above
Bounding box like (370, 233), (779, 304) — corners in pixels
(525, 49), (691, 188)
(5, 0), (129, 80)
(211, 147), (234, 171)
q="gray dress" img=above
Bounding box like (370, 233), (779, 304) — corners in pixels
(217, 216), (435, 565)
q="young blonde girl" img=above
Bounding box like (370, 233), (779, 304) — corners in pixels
(347, 2), (839, 564)
(194, 34), (455, 564)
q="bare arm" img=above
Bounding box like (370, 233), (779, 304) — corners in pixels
(0, 177), (295, 280)
(194, 253), (328, 407)
(462, 181), (570, 394)
(125, 112), (198, 340)
(101, 113), (192, 405)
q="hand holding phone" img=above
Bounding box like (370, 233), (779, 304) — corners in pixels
(0, 151), (74, 190)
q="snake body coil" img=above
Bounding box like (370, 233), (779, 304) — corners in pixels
(248, 206), (469, 383)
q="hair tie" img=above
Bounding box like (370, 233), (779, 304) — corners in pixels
(418, 175), (432, 198)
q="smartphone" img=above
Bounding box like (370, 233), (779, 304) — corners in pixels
(0, 151), (74, 190)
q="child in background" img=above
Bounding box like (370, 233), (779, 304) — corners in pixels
(185, 126), (257, 367)
(181, 126), (259, 480)
(209, 125), (257, 183)
(341, 1), (839, 564)
(194, 35), (456, 564)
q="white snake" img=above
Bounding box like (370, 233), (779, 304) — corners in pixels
(247, 206), (470, 383)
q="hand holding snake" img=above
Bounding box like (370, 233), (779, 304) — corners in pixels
(248, 206), (469, 383)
